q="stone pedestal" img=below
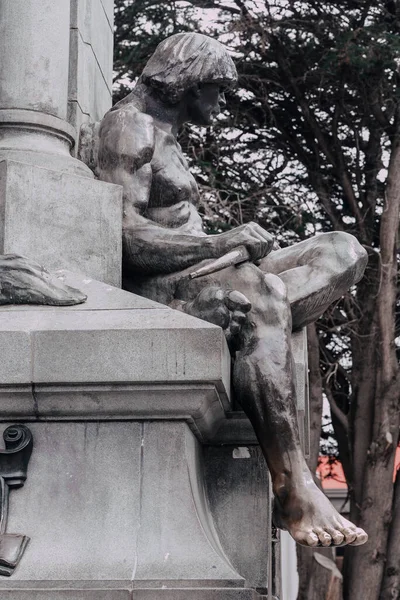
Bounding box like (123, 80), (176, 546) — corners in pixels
(0, 161), (122, 286)
(0, 1), (122, 286)
(0, 273), (308, 599)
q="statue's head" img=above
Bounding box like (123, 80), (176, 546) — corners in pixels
(140, 32), (238, 125)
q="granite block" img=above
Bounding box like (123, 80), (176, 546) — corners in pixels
(0, 274), (231, 419)
(5, 422), (141, 582)
(133, 422), (243, 587)
(204, 445), (270, 590)
(0, 160), (122, 286)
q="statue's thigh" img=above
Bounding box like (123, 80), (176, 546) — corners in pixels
(175, 262), (266, 303)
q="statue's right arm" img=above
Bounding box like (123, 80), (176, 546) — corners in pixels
(98, 106), (273, 274)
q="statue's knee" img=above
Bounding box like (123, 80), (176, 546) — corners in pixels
(257, 273), (290, 320)
(236, 263), (284, 293)
(264, 273), (288, 301)
(228, 263), (289, 313)
(318, 232), (367, 280)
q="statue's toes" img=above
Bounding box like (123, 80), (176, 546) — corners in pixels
(348, 527), (368, 546)
(224, 290), (251, 313)
(229, 310), (248, 335)
(37, 282), (87, 306)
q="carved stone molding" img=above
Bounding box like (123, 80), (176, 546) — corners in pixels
(0, 425), (33, 576)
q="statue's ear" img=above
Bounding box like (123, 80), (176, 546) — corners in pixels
(189, 83), (201, 99)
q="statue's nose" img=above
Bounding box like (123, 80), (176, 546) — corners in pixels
(218, 92), (226, 107)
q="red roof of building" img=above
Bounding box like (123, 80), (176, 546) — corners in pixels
(318, 447), (400, 490)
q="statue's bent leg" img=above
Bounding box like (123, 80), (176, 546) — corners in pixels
(259, 231), (368, 329)
(171, 261), (368, 547)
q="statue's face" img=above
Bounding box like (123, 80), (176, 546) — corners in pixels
(187, 83), (226, 126)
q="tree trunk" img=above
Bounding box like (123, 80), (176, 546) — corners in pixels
(380, 469), (400, 599)
(308, 554), (343, 600)
(345, 113), (400, 600)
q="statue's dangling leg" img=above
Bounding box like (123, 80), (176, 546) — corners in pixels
(173, 255), (367, 547)
(228, 267), (366, 547)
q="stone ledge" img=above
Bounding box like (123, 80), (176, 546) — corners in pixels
(0, 383), (227, 442)
(0, 272), (230, 389)
(0, 589), (265, 600)
(0, 273), (231, 440)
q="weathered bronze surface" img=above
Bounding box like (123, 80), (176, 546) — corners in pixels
(0, 255), (86, 306)
(98, 32), (368, 548)
(0, 425), (33, 576)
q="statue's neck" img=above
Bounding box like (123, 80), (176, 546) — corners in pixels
(132, 81), (187, 137)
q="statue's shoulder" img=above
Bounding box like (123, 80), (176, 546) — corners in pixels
(99, 93), (155, 172)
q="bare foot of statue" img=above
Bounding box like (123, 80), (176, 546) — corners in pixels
(0, 255), (87, 306)
(273, 472), (368, 547)
(172, 281), (368, 548)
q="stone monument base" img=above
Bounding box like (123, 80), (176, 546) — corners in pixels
(0, 273), (306, 599)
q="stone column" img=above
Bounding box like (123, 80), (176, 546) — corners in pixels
(0, 0), (90, 178)
(0, 0), (122, 286)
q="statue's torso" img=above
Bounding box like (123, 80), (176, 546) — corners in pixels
(99, 96), (205, 237)
(146, 125), (204, 235)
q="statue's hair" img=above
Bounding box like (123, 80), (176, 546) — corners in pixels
(140, 33), (238, 104)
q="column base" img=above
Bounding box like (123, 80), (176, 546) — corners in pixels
(0, 109), (93, 179)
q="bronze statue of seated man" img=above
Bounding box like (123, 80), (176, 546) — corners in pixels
(98, 32), (368, 548)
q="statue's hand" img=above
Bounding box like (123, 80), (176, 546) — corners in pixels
(174, 286), (251, 352)
(214, 222), (274, 262)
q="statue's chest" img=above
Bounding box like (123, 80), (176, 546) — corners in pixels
(149, 131), (199, 208)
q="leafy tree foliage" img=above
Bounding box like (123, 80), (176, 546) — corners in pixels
(113, 2), (400, 598)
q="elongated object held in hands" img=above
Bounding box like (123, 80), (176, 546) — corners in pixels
(189, 245), (250, 280)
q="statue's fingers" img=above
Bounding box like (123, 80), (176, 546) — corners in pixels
(232, 310), (247, 326)
(247, 224), (274, 252)
(205, 306), (230, 329)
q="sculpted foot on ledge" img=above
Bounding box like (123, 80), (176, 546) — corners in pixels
(0, 255), (87, 306)
(273, 473), (368, 547)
